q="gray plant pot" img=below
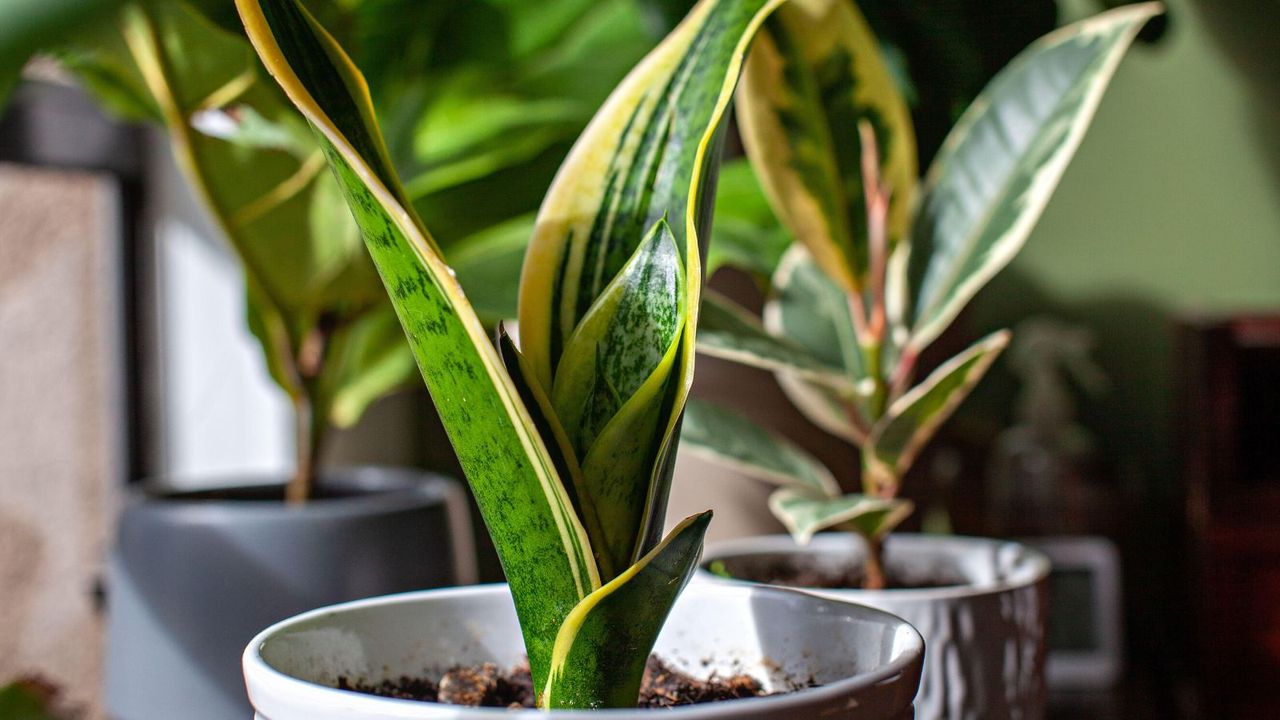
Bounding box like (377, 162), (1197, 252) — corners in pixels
(701, 534), (1051, 720)
(105, 466), (475, 720)
(243, 582), (924, 719)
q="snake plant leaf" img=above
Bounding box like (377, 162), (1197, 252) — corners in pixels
(735, 0), (917, 294)
(237, 0), (599, 689)
(682, 398), (840, 497)
(769, 488), (913, 544)
(706, 158), (791, 279)
(698, 291), (852, 393)
(866, 330), (1010, 492)
(551, 218), (686, 576)
(553, 218), (685, 456)
(520, 0), (786, 567)
(764, 245), (867, 443)
(519, 0), (786, 391)
(544, 511), (713, 710)
(902, 3), (1161, 356)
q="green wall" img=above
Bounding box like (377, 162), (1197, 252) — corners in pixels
(968, 0), (1280, 489)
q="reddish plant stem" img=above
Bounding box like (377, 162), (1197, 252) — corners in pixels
(863, 534), (887, 590)
(285, 324), (332, 505)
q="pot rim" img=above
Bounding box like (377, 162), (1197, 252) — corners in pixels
(243, 582), (924, 718)
(124, 465), (457, 520)
(701, 533), (1051, 602)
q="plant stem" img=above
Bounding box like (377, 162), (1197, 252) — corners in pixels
(286, 383), (328, 504)
(863, 533), (887, 590)
(285, 324), (333, 504)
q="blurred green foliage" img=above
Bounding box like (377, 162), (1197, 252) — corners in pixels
(0, 680), (62, 720)
(0, 0), (664, 496)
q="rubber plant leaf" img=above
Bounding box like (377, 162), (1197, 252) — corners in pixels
(682, 398), (840, 497)
(519, 0), (787, 567)
(236, 0), (598, 689)
(544, 511), (713, 709)
(113, 1), (409, 430)
(698, 290), (852, 393)
(763, 245), (867, 443)
(902, 3), (1161, 355)
(769, 488), (913, 544)
(735, 0), (917, 294)
(865, 330), (1011, 494)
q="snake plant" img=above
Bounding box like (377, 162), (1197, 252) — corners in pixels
(236, 0), (780, 708)
(684, 0), (1161, 588)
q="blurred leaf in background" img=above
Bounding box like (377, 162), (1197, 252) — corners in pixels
(644, 0), (1057, 166)
(0, 678), (70, 720)
(0, 0), (664, 499)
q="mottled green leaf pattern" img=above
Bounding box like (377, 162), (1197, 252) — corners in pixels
(240, 0), (782, 708)
(520, 0), (785, 390)
(238, 0), (596, 692)
(554, 219), (685, 454)
(551, 218), (686, 575)
(544, 512), (712, 709)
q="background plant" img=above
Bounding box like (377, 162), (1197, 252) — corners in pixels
(2, 0), (672, 501)
(682, 0), (1160, 588)
(237, 0), (780, 708)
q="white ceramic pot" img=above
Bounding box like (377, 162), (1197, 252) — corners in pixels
(244, 582), (924, 719)
(701, 534), (1051, 720)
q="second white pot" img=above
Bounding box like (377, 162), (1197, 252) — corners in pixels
(244, 582), (924, 719)
(702, 534), (1051, 720)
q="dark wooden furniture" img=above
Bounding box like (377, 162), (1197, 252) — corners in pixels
(1179, 316), (1280, 718)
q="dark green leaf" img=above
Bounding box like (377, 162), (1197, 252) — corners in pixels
(544, 511), (712, 709)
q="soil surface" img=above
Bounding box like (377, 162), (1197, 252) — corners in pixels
(711, 558), (966, 590)
(339, 656), (797, 708)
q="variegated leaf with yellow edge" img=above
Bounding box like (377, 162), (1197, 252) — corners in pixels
(236, 0), (596, 693)
(520, 0), (787, 571)
(238, 0), (786, 707)
(864, 330), (1011, 497)
(735, 0), (917, 294)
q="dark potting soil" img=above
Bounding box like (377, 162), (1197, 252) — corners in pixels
(339, 656), (803, 708)
(714, 558), (966, 590)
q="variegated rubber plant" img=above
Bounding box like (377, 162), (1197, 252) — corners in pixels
(685, 0), (1161, 588)
(235, 0), (781, 709)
